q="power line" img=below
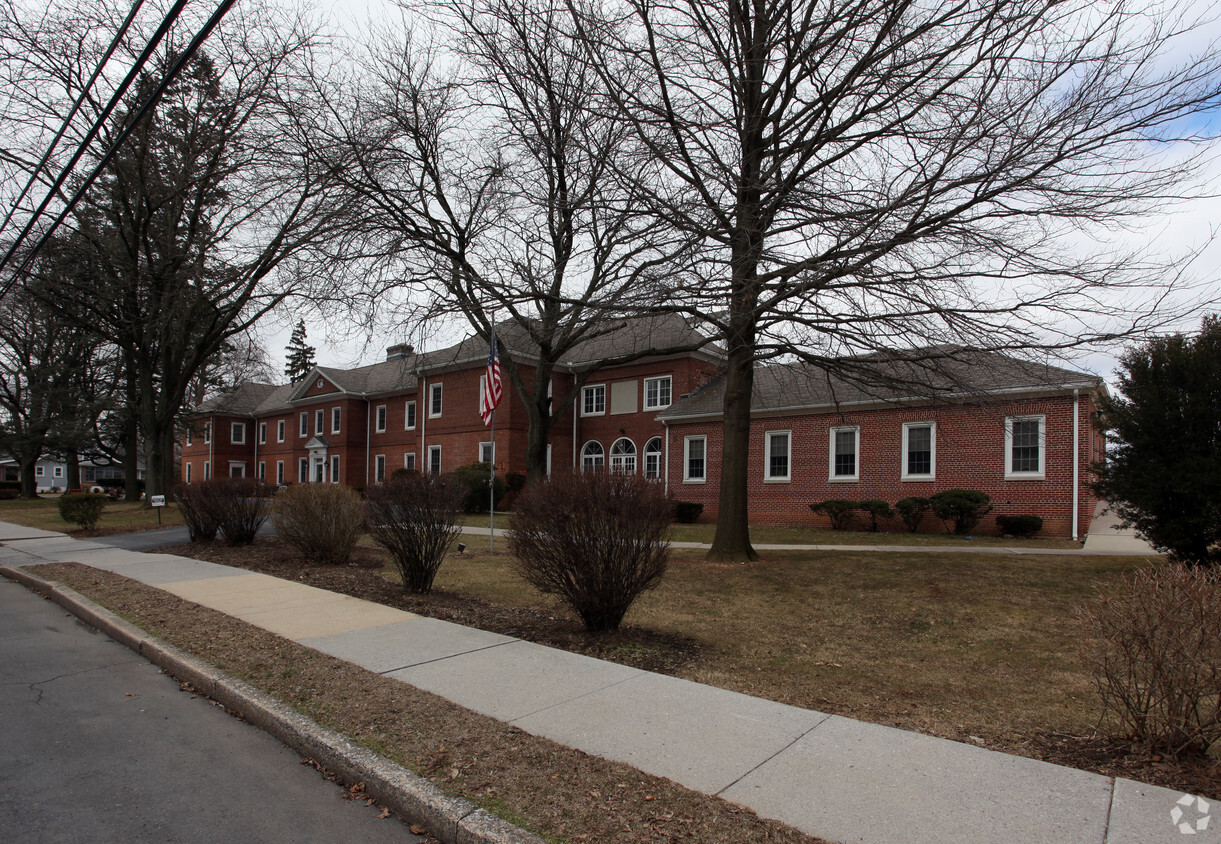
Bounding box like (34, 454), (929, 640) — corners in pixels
(0, 0), (150, 244)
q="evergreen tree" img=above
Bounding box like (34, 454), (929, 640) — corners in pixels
(1093, 316), (1221, 567)
(285, 319), (316, 383)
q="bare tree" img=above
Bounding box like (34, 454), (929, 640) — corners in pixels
(574, 0), (1221, 560)
(310, 0), (709, 478)
(2, 0), (353, 498)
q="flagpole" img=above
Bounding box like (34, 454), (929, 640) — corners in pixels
(489, 405), (495, 553)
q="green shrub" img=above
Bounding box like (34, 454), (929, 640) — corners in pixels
(857, 499), (893, 532)
(447, 462), (507, 513)
(366, 474), (462, 593)
(997, 514), (1043, 537)
(810, 499), (857, 530)
(0, 489), (19, 501)
(1078, 565), (1221, 755)
(57, 493), (105, 529)
(673, 501), (704, 523)
(895, 497), (931, 533)
(271, 484), (364, 565)
(510, 472), (671, 632)
(930, 489), (992, 534)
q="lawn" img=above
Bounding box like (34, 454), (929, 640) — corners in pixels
(432, 545), (1145, 744)
(0, 497), (185, 533)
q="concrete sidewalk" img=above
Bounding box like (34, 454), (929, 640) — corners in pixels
(0, 521), (1200, 843)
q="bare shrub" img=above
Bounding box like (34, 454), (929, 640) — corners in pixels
(212, 477), (272, 545)
(1078, 565), (1221, 756)
(509, 472), (671, 633)
(365, 475), (462, 593)
(173, 482), (220, 542)
(271, 484), (364, 565)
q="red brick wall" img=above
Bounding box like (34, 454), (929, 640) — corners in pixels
(664, 392), (1100, 539)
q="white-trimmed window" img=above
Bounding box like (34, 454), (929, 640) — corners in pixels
(582, 384), (606, 416)
(480, 442), (495, 465)
(428, 445), (442, 475)
(404, 452), (416, 471)
(185, 463), (192, 483)
(405, 400), (416, 430)
(257, 461), (266, 481)
(35, 465), (44, 477)
(277, 420), (285, 442)
(830, 426), (859, 481)
(186, 429), (192, 446)
(298, 458), (308, 483)
(331, 455), (340, 483)
(204, 461), (211, 480)
(429, 383), (443, 417)
(312, 409), (322, 435)
(203, 422), (211, 444)
(231, 422), (245, 445)
(644, 376), (672, 410)
(276, 460), (284, 485)
(375, 454), (386, 484)
(902, 422), (936, 480)
(684, 435), (707, 482)
(258, 422), (267, 444)
(299, 412), (308, 437)
(53, 466), (64, 478)
(765, 430), (791, 482)
(581, 441), (605, 472)
(332, 407), (341, 434)
(1005, 415), (1045, 479)
(644, 437), (663, 479)
(610, 438), (637, 474)
(375, 404), (387, 433)
(230, 463), (245, 479)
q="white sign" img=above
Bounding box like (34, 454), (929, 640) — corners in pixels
(150, 495), (167, 508)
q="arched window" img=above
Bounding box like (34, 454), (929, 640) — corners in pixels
(610, 438), (637, 474)
(644, 437), (663, 479)
(581, 441), (604, 472)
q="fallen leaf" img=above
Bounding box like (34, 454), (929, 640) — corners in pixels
(409, 825), (426, 834)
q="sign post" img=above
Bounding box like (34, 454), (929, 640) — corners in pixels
(150, 494), (166, 525)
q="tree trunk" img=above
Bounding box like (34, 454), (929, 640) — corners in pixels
(65, 451), (81, 491)
(122, 417), (140, 502)
(19, 454), (38, 499)
(707, 338), (759, 562)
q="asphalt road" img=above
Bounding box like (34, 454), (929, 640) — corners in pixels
(0, 577), (427, 843)
(91, 521), (276, 552)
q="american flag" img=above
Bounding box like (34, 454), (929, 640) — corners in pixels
(479, 332), (502, 426)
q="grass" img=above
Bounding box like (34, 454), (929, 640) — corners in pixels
(456, 512), (1083, 549)
(433, 546), (1148, 742)
(0, 496), (185, 533)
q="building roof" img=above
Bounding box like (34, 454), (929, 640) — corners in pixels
(658, 347), (1104, 420)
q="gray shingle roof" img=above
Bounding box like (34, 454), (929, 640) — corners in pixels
(658, 347), (1103, 420)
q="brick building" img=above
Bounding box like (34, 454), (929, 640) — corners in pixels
(182, 317), (1104, 538)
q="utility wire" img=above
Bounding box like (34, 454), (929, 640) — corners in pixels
(0, 0), (150, 244)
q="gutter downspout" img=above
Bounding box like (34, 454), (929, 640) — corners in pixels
(663, 419), (670, 496)
(1072, 389), (1079, 541)
(208, 415), (214, 481)
(420, 377), (427, 473)
(365, 399), (372, 487)
(571, 393), (577, 470)
(253, 419), (258, 482)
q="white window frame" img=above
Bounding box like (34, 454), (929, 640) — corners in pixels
(1005, 414), (1046, 479)
(54, 465), (64, 478)
(35, 464), (44, 477)
(186, 429), (192, 447)
(331, 407), (341, 434)
(277, 420), (285, 443)
(204, 461), (211, 481)
(581, 440), (605, 472)
(374, 454), (386, 484)
(901, 421), (936, 481)
(405, 400), (416, 430)
(404, 452), (416, 471)
(299, 412), (308, 437)
(610, 437), (637, 474)
(257, 461), (266, 481)
(258, 422), (267, 445)
(581, 384), (606, 416)
(375, 404), (387, 433)
(231, 422), (245, 445)
(479, 442), (495, 465)
(203, 422), (211, 444)
(315, 408), (324, 435)
(764, 430), (791, 482)
(429, 383), (443, 418)
(276, 460), (284, 485)
(644, 437), (663, 480)
(185, 463), (192, 483)
(683, 435), (707, 483)
(298, 458), (308, 483)
(644, 376), (672, 410)
(829, 426), (860, 482)
(428, 445), (442, 475)
(330, 455), (340, 483)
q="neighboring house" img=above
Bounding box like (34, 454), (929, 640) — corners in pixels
(182, 316), (1105, 539)
(0, 456), (143, 493)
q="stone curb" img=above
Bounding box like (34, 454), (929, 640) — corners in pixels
(0, 565), (542, 844)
